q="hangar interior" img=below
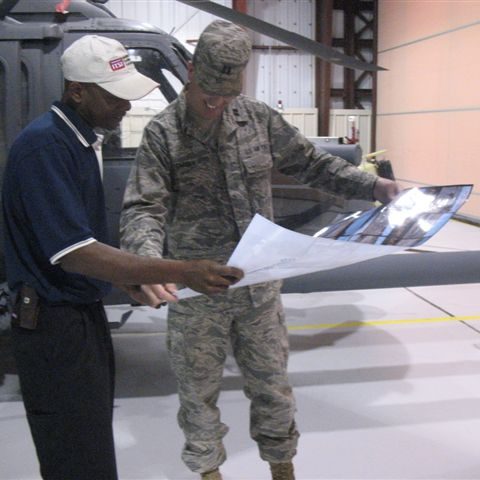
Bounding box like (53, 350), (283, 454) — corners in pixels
(1, 1), (479, 479)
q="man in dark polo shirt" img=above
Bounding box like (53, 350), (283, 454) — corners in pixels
(2, 35), (243, 480)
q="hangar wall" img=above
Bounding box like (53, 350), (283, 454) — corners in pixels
(107, 0), (480, 221)
(377, 0), (480, 222)
(107, 0), (316, 110)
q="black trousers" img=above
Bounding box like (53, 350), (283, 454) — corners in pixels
(11, 301), (117, 480)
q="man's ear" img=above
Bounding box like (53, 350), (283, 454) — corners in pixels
(64, 81), (85, 103)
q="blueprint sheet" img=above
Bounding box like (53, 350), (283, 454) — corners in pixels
(177, 184), (473, 299)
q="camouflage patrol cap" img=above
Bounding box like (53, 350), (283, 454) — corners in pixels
(193, 20), (252, 96)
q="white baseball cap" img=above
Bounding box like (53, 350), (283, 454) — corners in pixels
(61, 35), (159, 100)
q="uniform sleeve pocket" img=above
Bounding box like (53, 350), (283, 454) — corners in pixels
(242, 154), (273, 175)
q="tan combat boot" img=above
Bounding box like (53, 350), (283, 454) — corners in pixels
(269, 461), (295, 480)
(200, 468), (223, 480)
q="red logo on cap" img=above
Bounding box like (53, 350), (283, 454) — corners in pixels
(109, 57), (127, 71)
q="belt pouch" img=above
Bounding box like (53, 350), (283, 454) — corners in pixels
(13, 284), (40, 330)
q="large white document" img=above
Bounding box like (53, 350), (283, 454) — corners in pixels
(177, 184), (473, 299)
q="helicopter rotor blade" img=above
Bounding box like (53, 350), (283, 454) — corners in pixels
(176, 0), (386, 72)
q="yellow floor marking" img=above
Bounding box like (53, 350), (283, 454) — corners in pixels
(112, 316), (480, 336)
(287, 315), (480, 331)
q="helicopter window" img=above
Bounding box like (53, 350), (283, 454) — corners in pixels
(127, 47), (185, 102)
(102, 48), (187, 160)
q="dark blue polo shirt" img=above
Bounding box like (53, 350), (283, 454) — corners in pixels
(2, 101), (111, 303)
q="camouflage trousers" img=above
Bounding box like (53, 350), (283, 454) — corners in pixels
(167, 287), (299, 473)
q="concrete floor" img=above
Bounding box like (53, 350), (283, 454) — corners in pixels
(1, 219), (479, 479)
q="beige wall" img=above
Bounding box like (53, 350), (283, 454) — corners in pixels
(377, 0), (480, 221)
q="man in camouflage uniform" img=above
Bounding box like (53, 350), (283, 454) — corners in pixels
(120, 20), (399, 480)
